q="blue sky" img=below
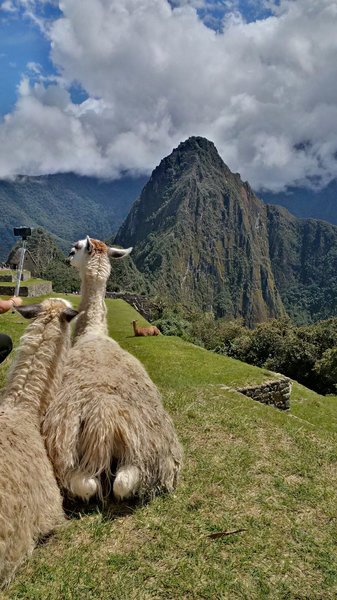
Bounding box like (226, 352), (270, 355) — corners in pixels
(0, 1), (91, 114)
(0, 17), (52, 115)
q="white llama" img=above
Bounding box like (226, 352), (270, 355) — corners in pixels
(42, 237), (183, 502)
(0, 298), (78, 587)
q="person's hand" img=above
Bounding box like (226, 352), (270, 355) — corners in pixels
(10, 296), (23, 307)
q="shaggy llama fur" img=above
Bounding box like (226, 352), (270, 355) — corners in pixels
(0, 298), (77, 587)
(42, 237), (183, 502)
(132, 320), (160, 336)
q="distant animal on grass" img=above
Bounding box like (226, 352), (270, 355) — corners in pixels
(0, 298), (78, 588)
(132, 320), (161, 337)
(42, 236), (183, 503)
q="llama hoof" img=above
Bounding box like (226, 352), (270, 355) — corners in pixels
(113, 466), (140, 500)
(68, 473), (98, 501)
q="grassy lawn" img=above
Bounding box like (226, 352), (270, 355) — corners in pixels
(0, 296), (337, 599)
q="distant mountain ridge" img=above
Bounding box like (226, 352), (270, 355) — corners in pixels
(0, 172), (147, 260)
(260, 180), (337, 226)
(3, 138), (337, 326)
(116, 137), (337, 325)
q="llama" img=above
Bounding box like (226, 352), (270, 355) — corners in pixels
(132, 320), (160, 337)
(42, 236), (183, 502)
(0, 298), (78, 587)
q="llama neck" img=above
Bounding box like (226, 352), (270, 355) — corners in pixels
(132, 322), (138, 335)
(74, 274), (108, 339)
(4, 322), (68, 420)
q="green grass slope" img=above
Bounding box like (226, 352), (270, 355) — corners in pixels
(0, 297), (336, 599)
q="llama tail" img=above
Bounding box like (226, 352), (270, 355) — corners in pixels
(43, 400), (101, 501)
(69, 396), (141, 501)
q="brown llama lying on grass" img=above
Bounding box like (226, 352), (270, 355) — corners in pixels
(132, 320), (160, 337)
(0, 298), (78, 588)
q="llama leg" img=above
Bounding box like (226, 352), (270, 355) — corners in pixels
(67, 472), (99, 501)
(162, 456), (180, 492)
(113, 466), (140, 500)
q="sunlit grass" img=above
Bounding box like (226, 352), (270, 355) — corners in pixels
(0, 295), (337, 599)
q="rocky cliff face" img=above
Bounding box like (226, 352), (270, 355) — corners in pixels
(116, 137), (337, 325)
(116, 137), (285, 325)
(266, 205), (337, 323)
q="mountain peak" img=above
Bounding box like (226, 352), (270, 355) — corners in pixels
(116, 137), (284, 324)
(176, 136), (217, 153)
(148, 136), (235, 188)
(171, 135), (229, 170)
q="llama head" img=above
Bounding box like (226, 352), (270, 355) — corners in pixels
(7, 298), (78, 405)
(12, 299), (78, 374)
(68, 236), (132, 280)
(16, 298), (78, 324)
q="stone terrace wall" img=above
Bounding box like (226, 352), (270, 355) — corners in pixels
(0, 270), (31, 282)
(0, 281), (52, 297)
(236, 377), (292, 410)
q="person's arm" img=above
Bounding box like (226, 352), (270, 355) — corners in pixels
(0, 297), (23, 314)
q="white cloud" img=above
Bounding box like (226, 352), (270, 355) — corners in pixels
(1, 0), (337, 191)
(26, 61), (42, 73)
(1, 1), (17, 12)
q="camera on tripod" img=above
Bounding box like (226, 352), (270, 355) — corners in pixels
(13, 227), (32, 240)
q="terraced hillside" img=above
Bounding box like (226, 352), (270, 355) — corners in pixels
(0, 269), (52, 297)
(0, 297), (336, 599)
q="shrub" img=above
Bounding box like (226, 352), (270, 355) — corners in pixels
(314, 348), (337, 394)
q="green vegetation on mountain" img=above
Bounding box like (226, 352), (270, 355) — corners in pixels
(105, 234), (151, 295)
(0, 172), (146, 260)
(7, 228), (81, 293)
(107, 256), (150, 295)
(7, 227), (151, 295)
(1, 297), (337, 599)
(158, 308), (337, 395)
(116, 137), (284, 326)
(116, 137), (337, 326)
(266, 205), (337, 323)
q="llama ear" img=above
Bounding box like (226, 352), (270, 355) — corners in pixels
(16, 304), (43, 319)
(108, 246), (133, 259)
(86, 236), (93, 253)
(61, 308), (79, 323)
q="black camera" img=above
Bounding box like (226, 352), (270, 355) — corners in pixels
(13, 227), (32, 240)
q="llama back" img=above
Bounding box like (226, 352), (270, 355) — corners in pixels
(0, 298), (77, 587)
(57, 332), (163, 408)
(0, 410), (64, 587)
(43, 332), (183, 499)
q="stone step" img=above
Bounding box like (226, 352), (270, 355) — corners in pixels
(0, 269), (31, 283)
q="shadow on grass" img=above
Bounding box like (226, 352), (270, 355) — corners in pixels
(62, 494), (142, 522)
(36, 531), (56, 547)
